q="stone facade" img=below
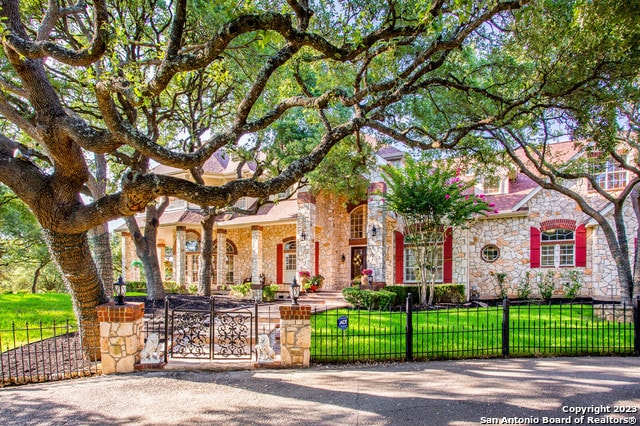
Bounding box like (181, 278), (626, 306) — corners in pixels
(96, 302), (145, 374)
(118, 147), (637, 302)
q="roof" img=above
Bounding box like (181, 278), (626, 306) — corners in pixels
(114, 198), (298, 232)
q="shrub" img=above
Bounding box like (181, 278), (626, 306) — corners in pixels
(342, 287), (364, 308)
(561, 270), (583, 300)
(126, 281), (147, 293)
(163, 281), (182, 294)
(517, 271), (533, 300)
(537, 271), (555, 301)
(384, 286), (420, 305)
(431, 284), (466, 304)
(230, 282), (252, 300)
(377, 290), (397, 310)
(262, 284), (279, 302)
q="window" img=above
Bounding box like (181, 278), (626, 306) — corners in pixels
(593, 160), (627, 190)
(283, 240), (297, 283)
(541, 229), (575, 267)
(185, 231), (200, 252)
(350, 205), (367, 239)
(483, 175), (501, 194)
(213, 241), (237, 284)
(235, 197), (247, 210)
(481, 245), (500, 262)
(404, 245), (443, 283)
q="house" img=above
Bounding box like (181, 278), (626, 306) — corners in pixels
(117, 141), (636, 300)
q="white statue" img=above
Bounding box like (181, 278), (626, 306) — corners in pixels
(140, 333), (162, 363)
(256, 334), (275, 362)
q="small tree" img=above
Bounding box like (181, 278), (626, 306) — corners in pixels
(383, 157), (495, 305)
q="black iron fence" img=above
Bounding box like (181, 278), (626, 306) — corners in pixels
(0, 320), (101, 387)
(312, 298), (640, 363)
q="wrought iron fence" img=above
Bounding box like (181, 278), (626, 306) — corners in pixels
(0, 320), (101, 387)
(311, 298), (639, 363)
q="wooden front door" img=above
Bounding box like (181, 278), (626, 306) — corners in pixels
(351, 247), (367, 279)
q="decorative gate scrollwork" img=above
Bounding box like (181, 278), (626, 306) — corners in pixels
(167, 298), (256, 360)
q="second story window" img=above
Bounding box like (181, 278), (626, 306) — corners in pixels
(593, 159), (627, 190)
(483, 175), (502, 194)
(350, 205), (367, 239)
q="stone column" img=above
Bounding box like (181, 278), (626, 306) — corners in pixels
(175, 226), (186, 288)
(121, 232), (135, 282)
(216, 229), (227, 287)
(251, 225), (263, 283)
(96, 302), (145, 374)
(297, 191), (316, 274)
(279, 305), (311, 367)
(367, 182), (387, 288)
(157, 242), (166, 281)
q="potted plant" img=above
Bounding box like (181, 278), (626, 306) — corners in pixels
(361, 269), (373, 288)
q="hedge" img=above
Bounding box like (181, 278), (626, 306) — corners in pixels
(345, 284), (466, 308)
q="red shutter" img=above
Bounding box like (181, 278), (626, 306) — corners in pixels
(394, 231), (404, 284)
(575, 224), (587, 267)
(443, 228), (453, 283)
(315, 241), (320, 276)
(276, 243), (283, 284)
(530, 227), (541, 268)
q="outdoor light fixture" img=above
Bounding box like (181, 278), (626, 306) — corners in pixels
(301, 231), (306, 240)
(114, 276), (127, 306)
(341, 253), (346, 263)
(371, 225), (377, 237)
(290, 277), (300, 305)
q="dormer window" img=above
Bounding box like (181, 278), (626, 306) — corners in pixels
(235, 197), (247, 210)
(483, 175), (502, 195)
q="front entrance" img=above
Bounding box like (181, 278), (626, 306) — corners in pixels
(351, 246), (367, 279)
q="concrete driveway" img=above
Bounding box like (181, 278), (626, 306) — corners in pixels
(1, 357), (639, 425)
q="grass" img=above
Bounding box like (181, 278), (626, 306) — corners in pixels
(311, 304), (636, 362)
(0, 293), (77, 350)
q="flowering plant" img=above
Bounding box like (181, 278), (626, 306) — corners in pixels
(298, 270), (311, 278)
(361, 269), (373, 275)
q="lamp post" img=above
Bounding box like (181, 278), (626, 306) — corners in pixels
(290, 277), (300, 306)
(114, 276), (127, 306)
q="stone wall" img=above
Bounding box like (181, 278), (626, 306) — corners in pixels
(315, 192), (351, 289)
(279, 305), (311, 367)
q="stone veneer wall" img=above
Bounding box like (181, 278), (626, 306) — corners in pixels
(467, 185), (638, 300)
(315, 192), (351, 290)
(96, 302), (145, 374)
(367, 185), (387, 285)
(279, 305), (311, 367)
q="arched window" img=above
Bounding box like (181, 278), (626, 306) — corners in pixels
(185, 231), (200, 252)
(350, 205), (367, 239)
(530, 222), (586, 268)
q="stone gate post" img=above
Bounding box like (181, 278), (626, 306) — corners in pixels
(279, 305), (311, 367)
(96, 302), (145, 374)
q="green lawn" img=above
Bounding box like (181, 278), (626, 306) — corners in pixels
(311, 304), (636, 362)
(0, 293), (77, 350)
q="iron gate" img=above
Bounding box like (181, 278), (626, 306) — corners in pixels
(166, 298), (257, 360)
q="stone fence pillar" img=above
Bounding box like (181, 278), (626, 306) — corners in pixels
(96, 302), (145, 374)
(279, 305), (311, 368)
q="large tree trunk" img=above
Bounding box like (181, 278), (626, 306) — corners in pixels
(44, 230), (106, 361)
(124, 202), (167, 301)
(89, 223), (114, 298)
(87, 154), (114, 298)
(198, 211), (215, 296)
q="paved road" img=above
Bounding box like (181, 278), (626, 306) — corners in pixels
(1, 357), (639, 425)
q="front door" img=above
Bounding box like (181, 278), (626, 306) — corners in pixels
(351, 247), (367, 279)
